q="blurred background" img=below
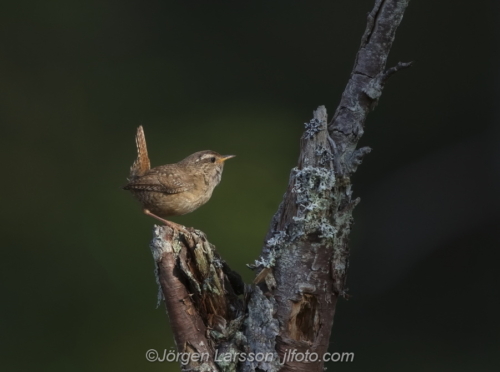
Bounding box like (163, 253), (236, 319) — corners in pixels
(1, 0), (499, 371)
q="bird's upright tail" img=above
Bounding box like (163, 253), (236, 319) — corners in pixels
(128, 125), (151, 180)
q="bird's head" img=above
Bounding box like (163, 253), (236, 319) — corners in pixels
(182, 150), (235, 186)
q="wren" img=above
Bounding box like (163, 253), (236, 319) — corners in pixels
(123, 126), (234, 231)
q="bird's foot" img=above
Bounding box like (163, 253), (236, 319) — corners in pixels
(143, 209), (190, 235)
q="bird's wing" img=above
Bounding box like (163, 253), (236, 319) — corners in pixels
(123, 165), (192, 194)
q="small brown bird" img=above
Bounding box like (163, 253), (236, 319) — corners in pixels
(123, 126), (235, 231)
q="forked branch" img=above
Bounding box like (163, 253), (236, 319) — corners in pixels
(148, 1), (411, 371)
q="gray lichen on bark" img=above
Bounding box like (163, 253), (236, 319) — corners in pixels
(241, 286), (280, 372)
(249, 107), (341, 372)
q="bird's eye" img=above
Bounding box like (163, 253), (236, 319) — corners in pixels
(210, 157), (216, 163)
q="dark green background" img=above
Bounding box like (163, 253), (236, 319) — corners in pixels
(2, 1), (499, 371)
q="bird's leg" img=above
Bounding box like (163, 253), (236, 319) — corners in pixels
(143, 209), (190, 234)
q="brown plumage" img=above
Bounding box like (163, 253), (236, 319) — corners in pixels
(129, 125), (150, 178)
(123, 126), (235, 231)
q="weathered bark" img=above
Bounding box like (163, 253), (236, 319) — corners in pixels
(148, 1), (411, 371)
(150, 226), (245, 371)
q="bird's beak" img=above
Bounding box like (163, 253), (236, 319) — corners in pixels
(218, 155), (236, 163)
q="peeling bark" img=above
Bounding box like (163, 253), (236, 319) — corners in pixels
(147, 1), (411, 371)
(150, 226), (245, 371)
